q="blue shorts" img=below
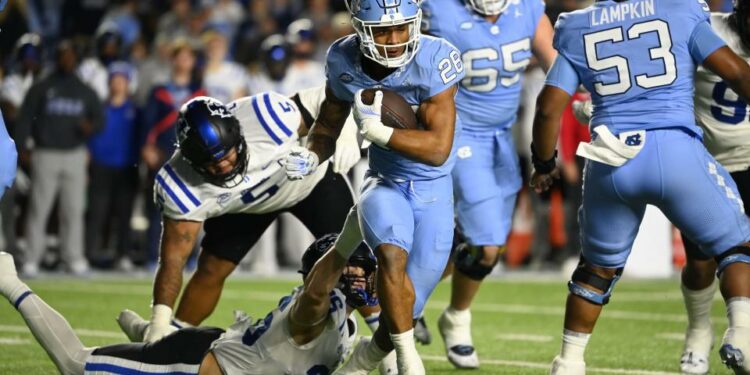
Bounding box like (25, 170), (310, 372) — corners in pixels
(358, 172), (454, 318)
(580, 129), (750, 268)
(452, 129), (522, 246)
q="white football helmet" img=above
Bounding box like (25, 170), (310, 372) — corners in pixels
(466, 0), (511, 16)
(346, 0), (422, 68)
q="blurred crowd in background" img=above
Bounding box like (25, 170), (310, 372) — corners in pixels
(0, 0), (734, 276)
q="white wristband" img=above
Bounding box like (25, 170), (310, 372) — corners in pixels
(151, 304), (173, 326)
(364, 122), (394, 148)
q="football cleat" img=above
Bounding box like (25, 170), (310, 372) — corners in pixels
(117, 309), (149, 342)
(680, 327), (713, 374)
(438, 308), (479, 369)
(378, 350), (398, 375)
(414, 316), (432, 345)
(333, 336), (378, 375)
(720, 327), (750, 374)
(550, 355), (586, 375)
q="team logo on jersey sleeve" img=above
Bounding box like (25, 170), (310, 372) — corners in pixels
(217, 192), (232, 206)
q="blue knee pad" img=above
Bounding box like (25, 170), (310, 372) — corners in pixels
(568, 259), (624, 305)
(716, 246), (750, 276)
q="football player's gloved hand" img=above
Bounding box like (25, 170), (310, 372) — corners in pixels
(143, 304), (177, 343)
(285, 146), (319, 180)
(572, 99), (593, 125)
(333, 115), (361, 175)
(353, 89), (393, 148)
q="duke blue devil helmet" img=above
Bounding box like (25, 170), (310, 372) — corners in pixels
(177, 97), (248, 187)
(346, 0), (422, 68)
(465, 0), (510, 16)
(299, 234), (379, 308)
(735, 0), (750, 50)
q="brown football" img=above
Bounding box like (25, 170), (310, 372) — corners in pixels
(360, 88), (419, 130)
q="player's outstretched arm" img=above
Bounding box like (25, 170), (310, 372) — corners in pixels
(307, 85), (352, 162)
(387, 85), (458, 166)
(289, 248), (348, 345)
(703, 46), (750, 104)
(148, 217), (201, 341)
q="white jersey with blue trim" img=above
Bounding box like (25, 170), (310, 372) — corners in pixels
(154, 92), (329, 221)
(210, 287), (357, 375)
(694, 13), (750, 172)
(422, 0), (545, 131)
(326, 34), (464, 181)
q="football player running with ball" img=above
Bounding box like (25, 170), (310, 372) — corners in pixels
(284, 0), (463, 373)
(143, 88), (368, 342)
(530, 0), (750, 374)
(0, 235), (378, 374)
(421, 0), (556, 368)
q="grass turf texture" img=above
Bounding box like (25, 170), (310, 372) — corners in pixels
(0, 277), (733, 374)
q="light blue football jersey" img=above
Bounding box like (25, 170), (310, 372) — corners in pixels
(326, 34), (465, 181)
(423, 0), (545, 130)
(552, 0), (720, 135)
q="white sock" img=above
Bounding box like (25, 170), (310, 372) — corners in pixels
(682, 281), (717, 331)
(390, 329), (425, 375)
(442, 306), (472, 344)
(727, 297), (750, 328)
(0, 274), (30, 303)
(560, 329), (590, 362)
(15, 290), (94, 374)
(337, 337), (388, 373)
(364, 312), (380, 333)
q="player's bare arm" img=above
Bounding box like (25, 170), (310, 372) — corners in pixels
(532, 15), (557, 72)
(153, 217), (201, 307)
(307, 86), (352, 162)
(530, 85), (569, 192)
(289, 248), (348, 345)
(387, 85), (458, 166)
(703, 46), (750, 103)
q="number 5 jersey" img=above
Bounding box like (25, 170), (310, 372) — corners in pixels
(154, 91), (329, 222)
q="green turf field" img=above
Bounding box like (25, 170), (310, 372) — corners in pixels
(0, 276), (734, 374)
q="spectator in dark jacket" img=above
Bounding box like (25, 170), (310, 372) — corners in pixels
(86, 62), (141, 270)
(17, 40), (104, 277)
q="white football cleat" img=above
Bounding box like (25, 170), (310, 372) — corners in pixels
(550, 355), (586, 375)
(413, 316), (432, 345)
(438, 308), (479, 369)
(117, 309), (149, 342)
(378, 350), (398, 375)
(720, 327), (750, 374)
(680, 327), (713, 374)
(333, 336), (378, 375)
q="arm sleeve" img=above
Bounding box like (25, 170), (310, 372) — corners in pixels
(153, 166), (206, 221)
(427, 41), (465, 98)
(689, 20), (727, 64)
(544, 54), (580, 96)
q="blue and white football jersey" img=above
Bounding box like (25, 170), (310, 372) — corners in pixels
(551, 0), (722, 136)
(326, 34), (465, 181)
(422, 0), (545, 130)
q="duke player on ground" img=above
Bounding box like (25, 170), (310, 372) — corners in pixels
(0, 235), (377, 374)
(421, 0), (556, 368)
(0, 111), (16, 200)
(143, 89), (362, 342)
(529, 0), (750, 373)
(284, 0), (463, 373)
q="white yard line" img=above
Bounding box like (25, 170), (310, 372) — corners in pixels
(495, 333), (554, 342)
(26, 284), (690, 323)
(421, 355), (680, 374)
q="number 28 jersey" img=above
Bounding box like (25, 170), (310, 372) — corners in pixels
(694, 13), (750, 173)
(154, 92), (329, 221)
(552, 0), (721, 135)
